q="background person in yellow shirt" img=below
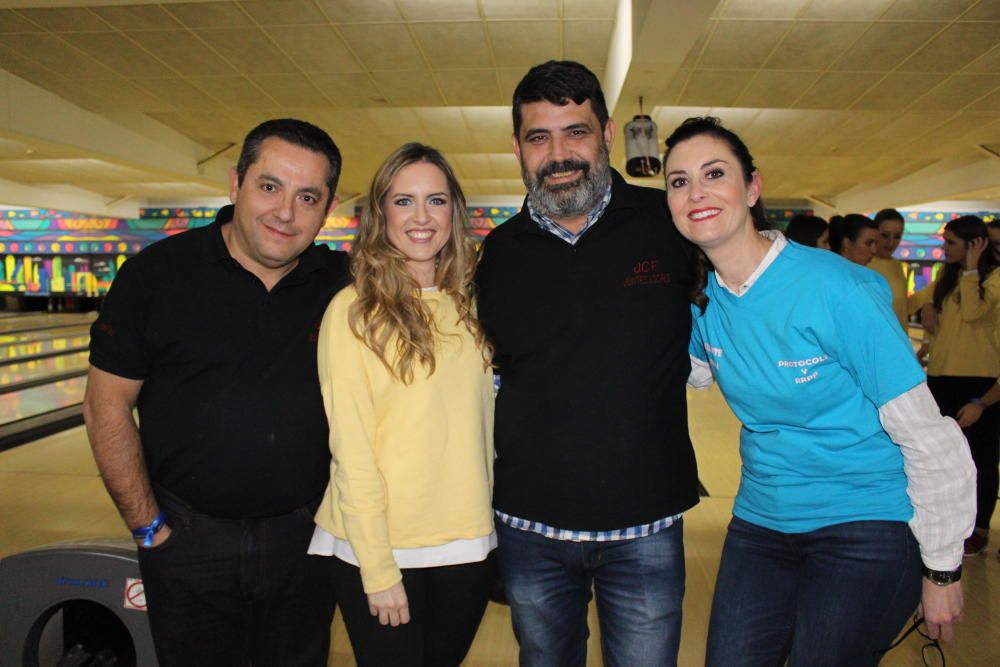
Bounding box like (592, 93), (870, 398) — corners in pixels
(917, 216), (1000, 556)
(869, 208), (910, 330)
(309, 143), (496, 666)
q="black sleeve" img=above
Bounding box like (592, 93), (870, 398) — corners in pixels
(473, 235), (508, 373)
(88, 257), (152, 380)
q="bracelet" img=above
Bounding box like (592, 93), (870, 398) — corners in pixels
(132, 511), (166, 547)
(970, 397), (986, 407)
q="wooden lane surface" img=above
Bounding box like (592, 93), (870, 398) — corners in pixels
(1, 403), (997, 665)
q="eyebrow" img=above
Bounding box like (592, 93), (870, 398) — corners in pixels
(390, 191), (449, 198)
(666, 158), (730, 178)
(523, 122), (592, 138)
(258, 172), (324, 198)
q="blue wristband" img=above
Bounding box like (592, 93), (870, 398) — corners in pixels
(132, 511), (166, 547)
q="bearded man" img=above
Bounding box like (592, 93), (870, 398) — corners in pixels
(474, 61), (700, 666)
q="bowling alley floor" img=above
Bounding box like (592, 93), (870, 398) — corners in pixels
(1, 385), (996, 666)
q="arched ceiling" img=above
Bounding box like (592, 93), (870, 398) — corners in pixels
(0, 0), (997, 217)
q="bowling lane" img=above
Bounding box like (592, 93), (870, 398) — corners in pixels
(0, 324), (91, 347)
(0, 376), (86, 426)
(0, 313), (95, 335)
(0, 351), (89, 391)
(0, 333), (90, 363)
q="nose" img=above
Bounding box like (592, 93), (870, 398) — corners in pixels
(274, 192), (295, 223)
(549, 134), (570, 162)
(413, 199), (430, 225)
(688, 178), (706, 201)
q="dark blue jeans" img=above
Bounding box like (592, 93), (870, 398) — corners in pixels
(496, 519), (685, 667)
(136, 488), (336, 667)
(706, 517), (922, 667)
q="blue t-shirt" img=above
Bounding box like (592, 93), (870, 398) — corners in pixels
(690, 241), (925, 533)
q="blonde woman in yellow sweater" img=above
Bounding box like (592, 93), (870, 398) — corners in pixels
(868, 208), (910, 330)
(917, 215), (1000, 556)
(309, 143), (495, 666)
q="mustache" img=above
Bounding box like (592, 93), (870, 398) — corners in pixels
(536, 159), (590, 180)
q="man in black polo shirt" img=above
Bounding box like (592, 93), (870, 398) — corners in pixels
(84, 119), (350, 667)
(475, 61), (699, 665)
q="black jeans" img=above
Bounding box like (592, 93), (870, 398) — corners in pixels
(928, 375), (1000, 530)
(136, 487), (336, 667)
(331, 553), (495, 667)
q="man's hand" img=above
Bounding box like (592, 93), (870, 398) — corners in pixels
(919, 579), (963, 643)
(367, 582), (410, 627)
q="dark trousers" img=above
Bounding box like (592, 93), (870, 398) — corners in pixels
(331, 553), (494, 667)
(706, 517), (922, 667)
(928, 375), (1000, 530)
(137, 488), (337, 667)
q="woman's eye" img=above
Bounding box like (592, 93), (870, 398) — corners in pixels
(669, 177), (687, 188)
(706, 168), (724, 179)
(429, 197), (448, 206)
(392, 197), (412, 206)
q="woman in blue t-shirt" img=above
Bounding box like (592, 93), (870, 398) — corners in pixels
(663, 116), (975, 666)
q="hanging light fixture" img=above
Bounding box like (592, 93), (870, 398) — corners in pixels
(624, 96), (661, 178)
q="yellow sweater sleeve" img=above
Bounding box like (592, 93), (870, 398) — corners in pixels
(318, 289), (401, 593)
(959, 271), (998, 323)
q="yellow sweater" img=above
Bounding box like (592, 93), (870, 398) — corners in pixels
(914, 270), (1000, 377)
(314, 286), (495, 593)
(868, 256), (909, 330)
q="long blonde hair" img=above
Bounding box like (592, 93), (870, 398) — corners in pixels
(349, 143), (491, 384)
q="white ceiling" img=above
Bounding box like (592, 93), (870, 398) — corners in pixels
(0, 0), (996, 217)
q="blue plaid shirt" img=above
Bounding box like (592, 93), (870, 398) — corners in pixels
(526, 183), (612, 245)
(497, 184), (682, 542)
(495, 510), (681, 542)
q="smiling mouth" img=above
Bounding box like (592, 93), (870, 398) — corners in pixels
(263, 223), (294, 238)
(689, 208), (721, 221)
(406, 229), (435, 242)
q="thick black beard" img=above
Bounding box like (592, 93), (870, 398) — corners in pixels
(523, 145), (612, 220)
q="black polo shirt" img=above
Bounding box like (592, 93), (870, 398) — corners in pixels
(90, 205), (351, 518)
(475, 170), (700, 531)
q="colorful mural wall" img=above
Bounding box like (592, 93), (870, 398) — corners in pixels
(1, 204), (996, 297)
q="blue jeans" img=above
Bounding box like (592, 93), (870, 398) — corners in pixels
(495, 519), (685, 667)
(706, 517), (922, 667)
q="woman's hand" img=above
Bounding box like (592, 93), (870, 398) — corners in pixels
(956, 402), (984, 428)
(964, 236), (987, 271)
(919, 579), (963, 642)
(920, 303), (939, 335)
(367, 582), (410, 627)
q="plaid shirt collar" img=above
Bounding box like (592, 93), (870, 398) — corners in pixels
(526, 182), (613, 245)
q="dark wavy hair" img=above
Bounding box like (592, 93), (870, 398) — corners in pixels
(663, 116), (770, 311)
(785, 214), (828, 248)
(933, 215), (999, 311)
(236, 118), (342, 210)
(512, 60), (609, 136)
(828, 213), (878, 255)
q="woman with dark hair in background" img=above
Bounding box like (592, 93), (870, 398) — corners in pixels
(915, 215), (1000, 557)
(869, 208), (910, 330)
(829, 213), (880, 266)
(310, 143), (496, 666)
(784, 213), (829, 249)
(664, 116), (974, 666)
